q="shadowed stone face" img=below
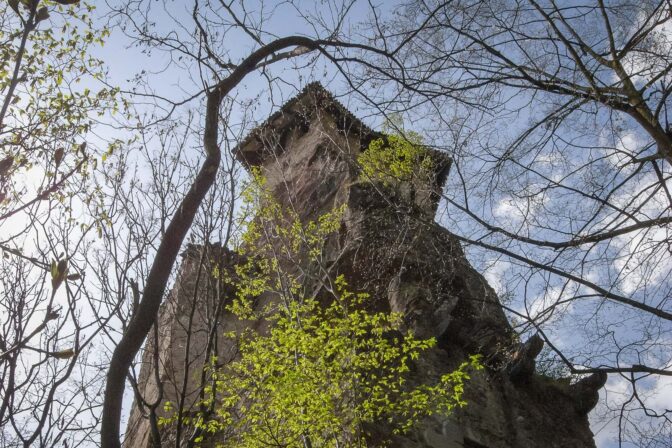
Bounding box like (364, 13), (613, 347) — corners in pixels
(124, 83), (603, 448)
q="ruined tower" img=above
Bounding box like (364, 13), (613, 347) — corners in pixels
(124, 83), (604, 447)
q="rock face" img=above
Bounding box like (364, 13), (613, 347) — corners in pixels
(124, 83), (602, 447)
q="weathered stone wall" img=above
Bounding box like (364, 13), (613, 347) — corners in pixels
(124, 245), (245, 448)
(124, 84), (603, 447)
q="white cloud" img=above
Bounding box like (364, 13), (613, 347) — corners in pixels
(590, 368), (672, 447)
(493, 188), (547, 228)
(598, 129), (644, 168)
(520, 285), (575, 324)
(482, 259), (511, 295)
(616, 9), (672, 88)
(609, 171), (672, 294)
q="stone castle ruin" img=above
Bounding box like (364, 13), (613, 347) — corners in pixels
(124, 83), (605, 447)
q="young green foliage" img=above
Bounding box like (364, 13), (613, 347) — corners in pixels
(163, 172), (482, 447)
(358, 128), (435, 188)
(0, 0), (127, 233)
